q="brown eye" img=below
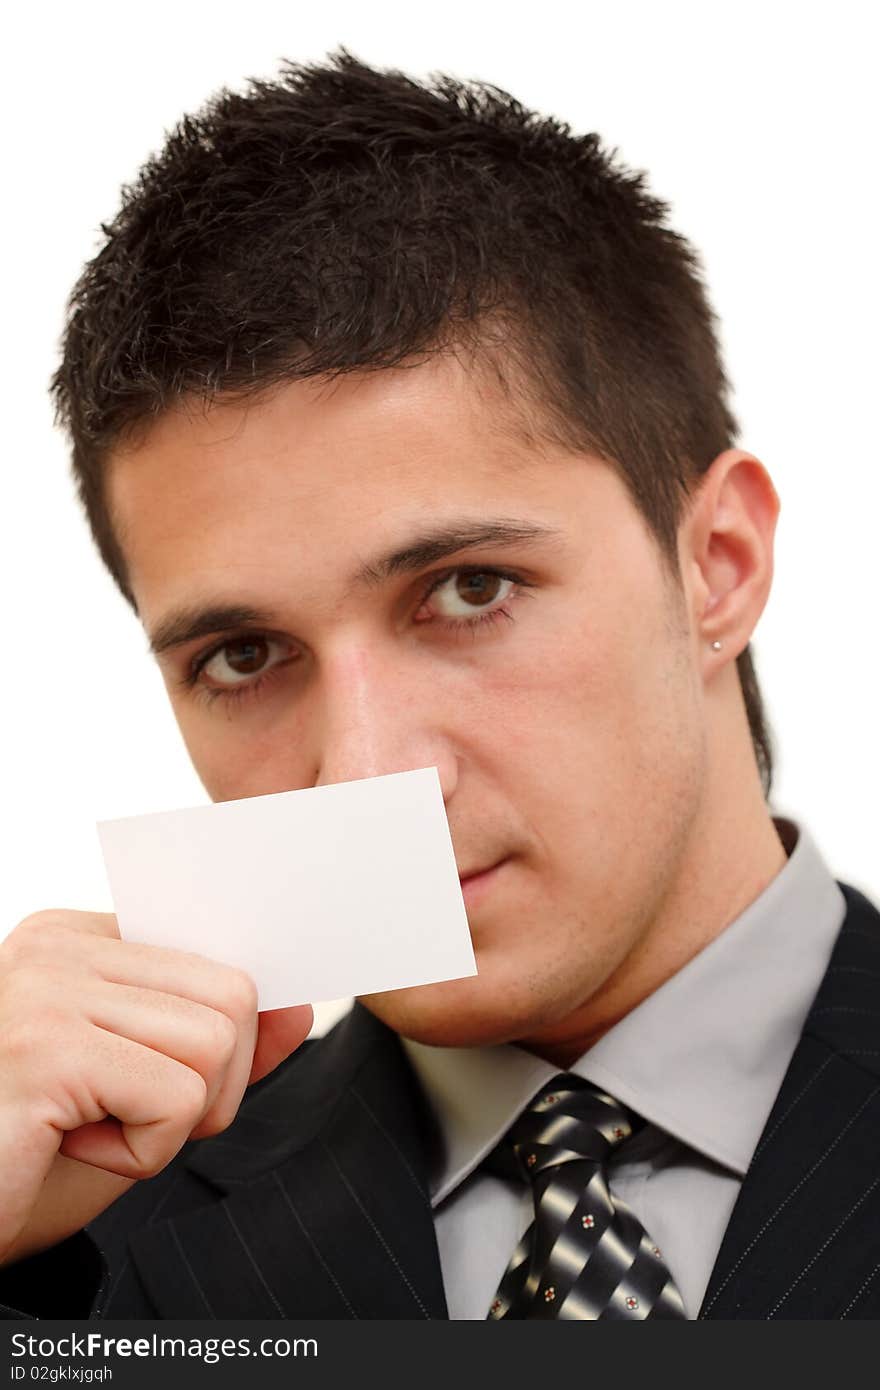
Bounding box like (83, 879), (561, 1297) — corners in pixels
(429, 571), (515, 619)
(223, 637), (269, 673)
(455, 573), (504, 606)
(200, 636), (281, 685)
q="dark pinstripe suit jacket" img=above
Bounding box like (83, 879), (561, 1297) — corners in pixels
(2, 881), (880, 1320)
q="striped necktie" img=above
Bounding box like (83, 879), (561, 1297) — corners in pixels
(486, 1074), (687, 1319)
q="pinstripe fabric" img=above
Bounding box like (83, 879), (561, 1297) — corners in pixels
(699, 884), (880, 1318)
(114, 1006), (449, 1318)
(2, 881), (880, 1320)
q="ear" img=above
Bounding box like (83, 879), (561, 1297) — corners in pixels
(679, 449), (781, 670)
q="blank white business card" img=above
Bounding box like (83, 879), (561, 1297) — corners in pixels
(96, 767), (477, 1010)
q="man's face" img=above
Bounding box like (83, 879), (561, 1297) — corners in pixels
(108, 354), (708, 1057)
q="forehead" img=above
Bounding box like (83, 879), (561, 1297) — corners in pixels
(110, 352), (537, 504)
(106, 353), (630, 620)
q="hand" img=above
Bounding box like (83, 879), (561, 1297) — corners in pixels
(0, 908), (312, 1265)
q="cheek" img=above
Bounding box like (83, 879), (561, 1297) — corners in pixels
(172, 698), (314, 803)
(466, 591), (657, 773)
(485, 592), (704, 878)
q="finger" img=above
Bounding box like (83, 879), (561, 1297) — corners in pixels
(47, 910), (121, 938)
(11, 909), (120, 942)
(7, 927), (261, 1141)
(9, 926), (258, 1054)
(36, 931), (258, 1023)
(81, 981), (239, 1114)
(55, 1029), (209, 1179)
(87, 943), (261, 1130)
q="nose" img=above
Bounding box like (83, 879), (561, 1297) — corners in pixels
(313, 643), (459, 803)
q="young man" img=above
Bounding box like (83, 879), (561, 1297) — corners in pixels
(1, 51), (877, 1321)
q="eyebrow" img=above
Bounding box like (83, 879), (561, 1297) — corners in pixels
(147, 518), (562, 658)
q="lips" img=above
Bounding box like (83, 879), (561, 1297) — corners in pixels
(458, 858), (507, 907)
(459, 861), (500, 884)
(458, 867), (482, 883)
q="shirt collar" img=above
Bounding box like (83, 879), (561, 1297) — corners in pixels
(402, 817), (846, 1204)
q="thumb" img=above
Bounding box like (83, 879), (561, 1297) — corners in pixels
(249, 1005), (314, 1085)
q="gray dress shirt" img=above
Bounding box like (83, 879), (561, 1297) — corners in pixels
(401, 816), (846, 1319)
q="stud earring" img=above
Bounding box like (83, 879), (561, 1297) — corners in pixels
(711, 640), (723, 651)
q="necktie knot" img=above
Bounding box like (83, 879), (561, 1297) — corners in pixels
(493, 1074), (641, 1184)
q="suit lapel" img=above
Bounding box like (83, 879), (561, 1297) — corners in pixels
(700, 883), (880, 1318)
(128, 1003), (449, 1318)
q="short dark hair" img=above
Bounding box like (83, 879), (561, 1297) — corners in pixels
(51, 48), (774, 795)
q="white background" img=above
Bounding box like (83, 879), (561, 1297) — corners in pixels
(2, 2), (877, 1035)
